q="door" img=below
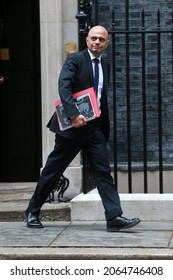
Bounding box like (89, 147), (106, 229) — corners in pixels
(0, 0), (42, 181)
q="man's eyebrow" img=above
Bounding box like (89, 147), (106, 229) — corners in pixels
(91, 35), (104, 37)
(90, 36), (106, 40)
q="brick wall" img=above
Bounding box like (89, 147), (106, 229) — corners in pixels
(94, 0), (173, 170)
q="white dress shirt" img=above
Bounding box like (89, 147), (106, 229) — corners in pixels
(88, 49), (103, 111)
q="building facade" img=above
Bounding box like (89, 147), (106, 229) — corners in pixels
(0, 0), (173, 196)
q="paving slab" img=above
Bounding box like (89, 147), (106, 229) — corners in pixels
(0, 221), (172, 247)
(50, 221), (172, 248)
(0, 222), (70, 247)
(0, 221), (173, 246)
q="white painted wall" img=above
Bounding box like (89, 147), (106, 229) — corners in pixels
(39, 0), (81, 198)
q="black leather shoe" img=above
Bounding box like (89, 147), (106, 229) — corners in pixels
(107, 216), (140, 232)
(25, 212), (43, 228)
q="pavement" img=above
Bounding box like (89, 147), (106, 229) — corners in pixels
(0, 183), (173, 260)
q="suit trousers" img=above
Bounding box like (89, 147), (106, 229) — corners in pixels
(26, 119), (123, 220)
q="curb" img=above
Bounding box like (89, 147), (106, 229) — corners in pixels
(0, 247), (173, 260)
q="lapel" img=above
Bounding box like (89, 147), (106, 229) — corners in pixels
(83, 49), (93, 87)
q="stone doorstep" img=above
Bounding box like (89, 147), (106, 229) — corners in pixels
(0, 203), (71, 222)
(71, 189), (173, 221)
(0, 182), (72, 222)
(1, 185), (173, 222)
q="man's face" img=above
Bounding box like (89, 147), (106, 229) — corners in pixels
(86, 26), (109, 58)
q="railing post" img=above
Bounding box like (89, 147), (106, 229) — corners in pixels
(111, 10), (118, 190)
(141, 9), (148, 193)
(76, 0), (94, 51)
(157, 9), (163, 193)
(125, 0), (132, 193)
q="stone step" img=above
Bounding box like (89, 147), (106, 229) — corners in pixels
(71, 189), (173, 221)
(0, 183), (71, 221)
(1, 184), (173, 222)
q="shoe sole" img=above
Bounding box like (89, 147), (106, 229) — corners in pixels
(107, 219), (141, 232)
(26, 224), (44, 229)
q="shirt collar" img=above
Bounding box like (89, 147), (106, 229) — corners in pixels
(87, 49), (101, 62)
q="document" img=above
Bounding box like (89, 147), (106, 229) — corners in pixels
(54, 87), (100, 131)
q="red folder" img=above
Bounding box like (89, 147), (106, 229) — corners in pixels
(54, 87), (100, 131)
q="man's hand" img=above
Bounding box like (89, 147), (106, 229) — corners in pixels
(71, 115), (87, 128)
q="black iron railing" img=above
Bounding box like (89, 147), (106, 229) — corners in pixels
(76, 1), (173, 194)
(110, 9), (173, 193)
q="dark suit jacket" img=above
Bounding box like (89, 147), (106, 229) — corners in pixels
(47, 49), (111, 141)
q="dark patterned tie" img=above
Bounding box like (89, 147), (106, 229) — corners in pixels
(93, 58), (99, 95)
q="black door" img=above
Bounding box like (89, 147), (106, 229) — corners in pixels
(0, 0), (42, 181)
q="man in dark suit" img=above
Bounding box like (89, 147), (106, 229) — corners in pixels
(25, 25), (140, 231)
